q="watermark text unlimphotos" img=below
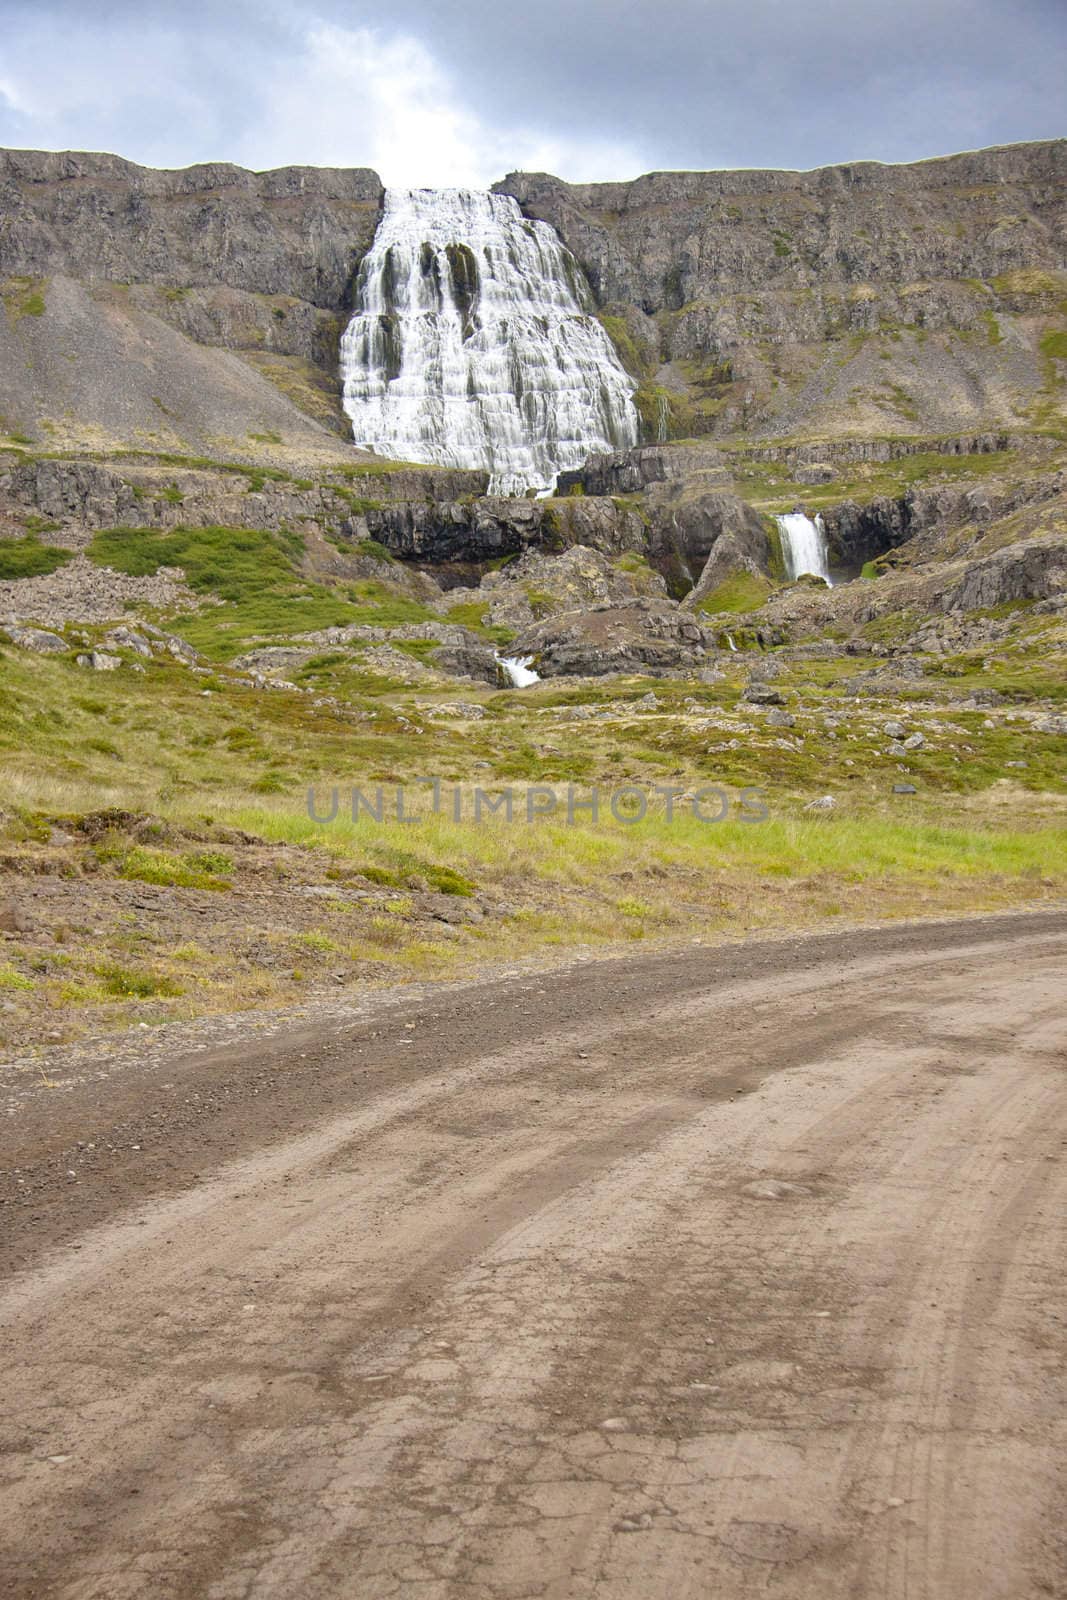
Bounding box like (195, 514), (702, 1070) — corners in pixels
(307, 782), (769, 826)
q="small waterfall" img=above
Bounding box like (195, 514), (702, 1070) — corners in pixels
(776, 513), (832, 584)
(726, 633), (738, 652)
(340, 189), (639, 495)
(497, 654), (540, 688)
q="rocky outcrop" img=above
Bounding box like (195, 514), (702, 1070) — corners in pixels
(734, 432), (1036, 473)
(0, 457), (488, 538)
(646, 492), (770, 593)
(684, 523), (774, 609)
(513, 597), (716, 679)
(938, 536), (1067, 612)
(443, 545), (668, 631)
(234, 620), (500, 686)
(0, 151), (383, 307)
(821, 472), (1066, 566)
(558, 441), (728, 496)
(363, 495), (643, 565)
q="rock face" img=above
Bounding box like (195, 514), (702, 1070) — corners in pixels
(0, 151), (385, 454)
(497, 144), (1066, 313)
(557, 443), (772, 593)
(1, 456), (488, 537)
(821, 471), (1066, 566)
(0, 151), (384, 306)
(647, 492), (770, 594)
(364, 496), (644, 566)
(498, 143), (1067, 442)
(558, 440), (729, 496)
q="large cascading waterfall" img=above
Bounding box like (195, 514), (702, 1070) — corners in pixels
(339, 188), (639, 494)
(776, 513), (832, 584)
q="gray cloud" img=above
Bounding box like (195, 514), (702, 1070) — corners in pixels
(0, 0), (1062, 183)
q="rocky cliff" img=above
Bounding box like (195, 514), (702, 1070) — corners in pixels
(498, 142), (1067, 443)
(0, 151), (384, 462)
(0, 150), (383, 306)
(3, 142), (1065, 460)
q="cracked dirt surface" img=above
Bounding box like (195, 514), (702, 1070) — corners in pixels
(1, 910), (1066, 1598)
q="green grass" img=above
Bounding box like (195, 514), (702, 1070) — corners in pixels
(0, 965), (34, 991)
(86, 523), (437, 658)
(440, 599), (516, 647)
(726, 440), (1032, 514)
(355, 537), (395, 563)
(1040, 331), (1067, 360)
(88, 523), (306, 599)
(2, 277), (47, 319)
(227, 800), (1067, 902)
(697, 572), (775, 614)
(0, 536), (74, 581)
(94, 962), (184, 999)
(108, 846), (233, 891)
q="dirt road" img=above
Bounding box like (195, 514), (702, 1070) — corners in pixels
(2, 911), (1066, 1598)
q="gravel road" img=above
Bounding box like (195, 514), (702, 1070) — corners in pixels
(2, 910), (1065, 1598)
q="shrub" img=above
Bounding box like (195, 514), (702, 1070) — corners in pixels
(112, 846), (232, 891)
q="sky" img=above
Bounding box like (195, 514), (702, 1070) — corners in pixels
(0, 0), (1063, 188)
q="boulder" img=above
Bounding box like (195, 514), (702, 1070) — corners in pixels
(3, 625), (67, 654)
(513, 598), (715, 680)
(743, 682), (786, 706)
(103, 626), (153, 658)
(76, 650), (121, 671)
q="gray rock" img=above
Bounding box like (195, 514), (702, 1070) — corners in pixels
(902, 732), (926, 749)
(76, 650), (122, 671)
(3, 625), (67, 654)
(513, 598), (714, 680)
(743, 682), (785, 706)
(164, 635), (200, 665)
(103, 626), (153, 658)
(422, 894), (484, 925)
(765, 708), (796, 728)
(882, 720), (907, 738)
(893, 783), (918, 794)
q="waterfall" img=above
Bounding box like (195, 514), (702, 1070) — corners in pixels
(776, 513), (832, 584)
(497, 654), (540, 688)
(340, 188), (639, 495)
